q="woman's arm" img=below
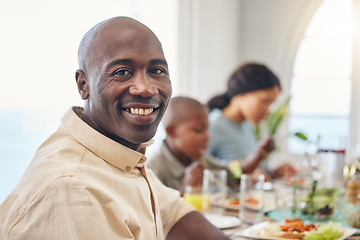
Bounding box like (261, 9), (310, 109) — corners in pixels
(241, 137), (274, 174)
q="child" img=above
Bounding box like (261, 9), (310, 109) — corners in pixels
(146, 96), (238, 196)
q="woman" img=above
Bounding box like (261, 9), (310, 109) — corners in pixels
(206, 63), (295, 178)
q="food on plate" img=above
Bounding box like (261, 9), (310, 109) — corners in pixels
(226, 198), (239, 206)
(279, 218), (318, 233)
(304, 221), (344, 240)
(256, 220), (291, 239)
(245, 196), (259, 206)
(256, 218), (319, 239)
(226, 196), (258, 207)
(255, 219), (345, 240)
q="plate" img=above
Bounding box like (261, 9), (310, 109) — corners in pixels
(225, 191), (277, 212)
(235, 221), (357, 240)
(203, 213), (241, 229)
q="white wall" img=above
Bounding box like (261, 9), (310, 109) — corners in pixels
(177, 0), (322, 105)
(177, 0), (242, 103)
(351, 0), (360, 150)
(238, 0), (322, 94)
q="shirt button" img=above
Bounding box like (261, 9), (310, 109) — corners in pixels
(125, 166), (131, 171)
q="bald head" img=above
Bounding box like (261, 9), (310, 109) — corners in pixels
(75, 16), (172, 150)
(162, 96), (207, 129)
(77, 16), (162, 72)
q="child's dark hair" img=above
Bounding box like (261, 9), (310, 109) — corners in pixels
(207, 63), (281, 111)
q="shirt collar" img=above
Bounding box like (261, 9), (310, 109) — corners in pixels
(61, 107), (151, 172)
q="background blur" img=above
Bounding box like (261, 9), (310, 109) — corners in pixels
(1, 0), (359, 202)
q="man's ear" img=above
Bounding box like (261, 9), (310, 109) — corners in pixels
(75, 70), (89, 100)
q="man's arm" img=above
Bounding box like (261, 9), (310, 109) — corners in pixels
(166, 211), (230, 240)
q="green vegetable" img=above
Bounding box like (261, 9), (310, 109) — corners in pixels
(304, 221), (344, 240)
(228, 160), (242, 179)
(294, 132), (308, 141)
(254, 95), (291, 141)
(266, 96), (291, 136)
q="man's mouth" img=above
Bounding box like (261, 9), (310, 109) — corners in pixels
(125, 108), (155, 116)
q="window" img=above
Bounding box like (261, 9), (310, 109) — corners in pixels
(288, 0), (353, 153)
(0, 0), (178, 202)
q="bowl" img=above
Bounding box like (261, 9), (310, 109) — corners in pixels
(273, 178), (337, 221)
(337, 193), (360, 228)
(298, 187), (337, 221)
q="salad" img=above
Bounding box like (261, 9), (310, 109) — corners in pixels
(300, 188), (337, 220)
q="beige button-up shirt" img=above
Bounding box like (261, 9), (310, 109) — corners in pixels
(0, 107), (194, 240)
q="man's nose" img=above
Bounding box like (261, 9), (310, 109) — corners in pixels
(129, 73), (159, 97)
(204, 132), (210, 144)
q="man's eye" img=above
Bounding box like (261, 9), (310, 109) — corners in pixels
(150, 68), (165, 74)
(114, 69), (131, 76)
(194, 127), (204, 133)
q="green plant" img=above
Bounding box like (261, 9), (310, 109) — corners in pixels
(254, 95), (291, 141)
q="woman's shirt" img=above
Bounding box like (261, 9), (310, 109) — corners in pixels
(207, 108), (257, 163)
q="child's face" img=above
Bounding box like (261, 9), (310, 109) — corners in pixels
(172, 109), (209, 161)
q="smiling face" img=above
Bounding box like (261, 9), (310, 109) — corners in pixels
(76, 17), (172, 150)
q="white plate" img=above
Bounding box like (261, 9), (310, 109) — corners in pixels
(204, 213), (241, 229)
(235, 221), (358, 240)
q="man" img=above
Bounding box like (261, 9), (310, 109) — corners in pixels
(0, 17), (229, 239)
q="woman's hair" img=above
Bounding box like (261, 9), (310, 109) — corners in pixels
(206, 63), (281, 111)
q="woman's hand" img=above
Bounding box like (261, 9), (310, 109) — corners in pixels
(272, 163), (297, 178)
(257, 137), (275, 158)
(253, 168), (272, 182)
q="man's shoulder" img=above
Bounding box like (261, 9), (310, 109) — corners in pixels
(0, 173), (86, 234)
(0, 126), (88, 217)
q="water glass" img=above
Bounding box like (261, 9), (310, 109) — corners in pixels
(202, 169), (227, 214)
(274, 179), (298, 217)
(239, 173), (264, 224)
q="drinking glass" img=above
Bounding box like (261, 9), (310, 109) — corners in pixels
(202, 169), (227, 214)
(274, 178), (302, 218)
(239, 173), (264, 224)
(183, 185), (209, 212)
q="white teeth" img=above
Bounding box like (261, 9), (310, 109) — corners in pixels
(129, 108), (154, 116)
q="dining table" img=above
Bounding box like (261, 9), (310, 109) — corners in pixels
(201, 186), (360, 240)
(216, 205), (360, 240)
